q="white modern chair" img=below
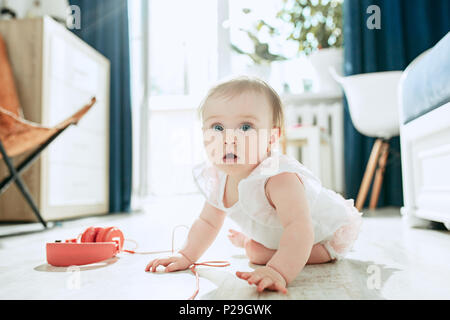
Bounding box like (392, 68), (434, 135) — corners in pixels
(330, 69), (403, 211)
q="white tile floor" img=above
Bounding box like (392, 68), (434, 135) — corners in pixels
(0, 194), (449, 300)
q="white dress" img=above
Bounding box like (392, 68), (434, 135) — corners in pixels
(192, 151), (363, 260)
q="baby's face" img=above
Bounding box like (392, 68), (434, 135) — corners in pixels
(202, 91), (279, 175)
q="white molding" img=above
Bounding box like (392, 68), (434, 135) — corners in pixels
(138, 0), (150, 199)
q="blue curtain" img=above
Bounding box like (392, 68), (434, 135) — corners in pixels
(70, 0), (132, 213)
(342, 0), (450, 207)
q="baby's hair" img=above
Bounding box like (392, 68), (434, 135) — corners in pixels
(197, 75), (286, 141)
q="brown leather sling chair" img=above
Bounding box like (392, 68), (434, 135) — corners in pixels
(0, 34), (96, 228)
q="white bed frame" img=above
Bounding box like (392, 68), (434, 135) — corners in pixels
(399, 100), (450, 230)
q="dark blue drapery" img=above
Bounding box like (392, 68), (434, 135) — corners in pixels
(342, 0), (450, 207)
(70, 0), (132, 213)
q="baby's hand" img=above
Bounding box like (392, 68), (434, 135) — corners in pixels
(145, 253), (192, 273)
(236, 266), (288, 294)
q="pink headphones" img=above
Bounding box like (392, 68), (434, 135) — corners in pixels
(46, 226), (125, 267)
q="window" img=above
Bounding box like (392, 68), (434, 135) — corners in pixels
(130, 0), (223, 198)
(129, 0), (333, 199)
(149, 0), (219, 98)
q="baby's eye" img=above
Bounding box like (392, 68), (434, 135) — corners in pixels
(212, 124), (224, 132)
(239, 123), (253, 132)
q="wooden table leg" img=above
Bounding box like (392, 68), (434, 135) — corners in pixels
(369, 141), (390, 209)
(356, 138), (383, 211)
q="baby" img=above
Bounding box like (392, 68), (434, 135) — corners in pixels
(145, 76), (363, 294)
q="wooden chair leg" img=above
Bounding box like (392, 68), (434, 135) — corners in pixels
(369, 141), (390, 209)
(356, 138), (383, 211)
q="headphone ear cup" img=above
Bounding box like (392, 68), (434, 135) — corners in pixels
(102, 227), (124, 251)
(94, 227), (108, 243)
(81, 227), (102, 243)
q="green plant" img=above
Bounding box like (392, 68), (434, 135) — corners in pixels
(278, 0), (343, 55)
(230, 10), (287, 65)
(231, 0), (343, 64)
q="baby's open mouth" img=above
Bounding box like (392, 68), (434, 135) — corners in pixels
(223, 152), (238, 162)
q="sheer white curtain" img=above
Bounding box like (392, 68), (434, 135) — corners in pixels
(130, 0), (223, 198)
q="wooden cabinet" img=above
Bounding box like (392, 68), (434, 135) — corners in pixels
(0, 17), (110, 221)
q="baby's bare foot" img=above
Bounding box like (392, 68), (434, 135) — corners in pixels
(227, 229), (248, 248)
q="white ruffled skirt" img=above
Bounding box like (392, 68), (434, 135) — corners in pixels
(320, 199), (363, 261)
